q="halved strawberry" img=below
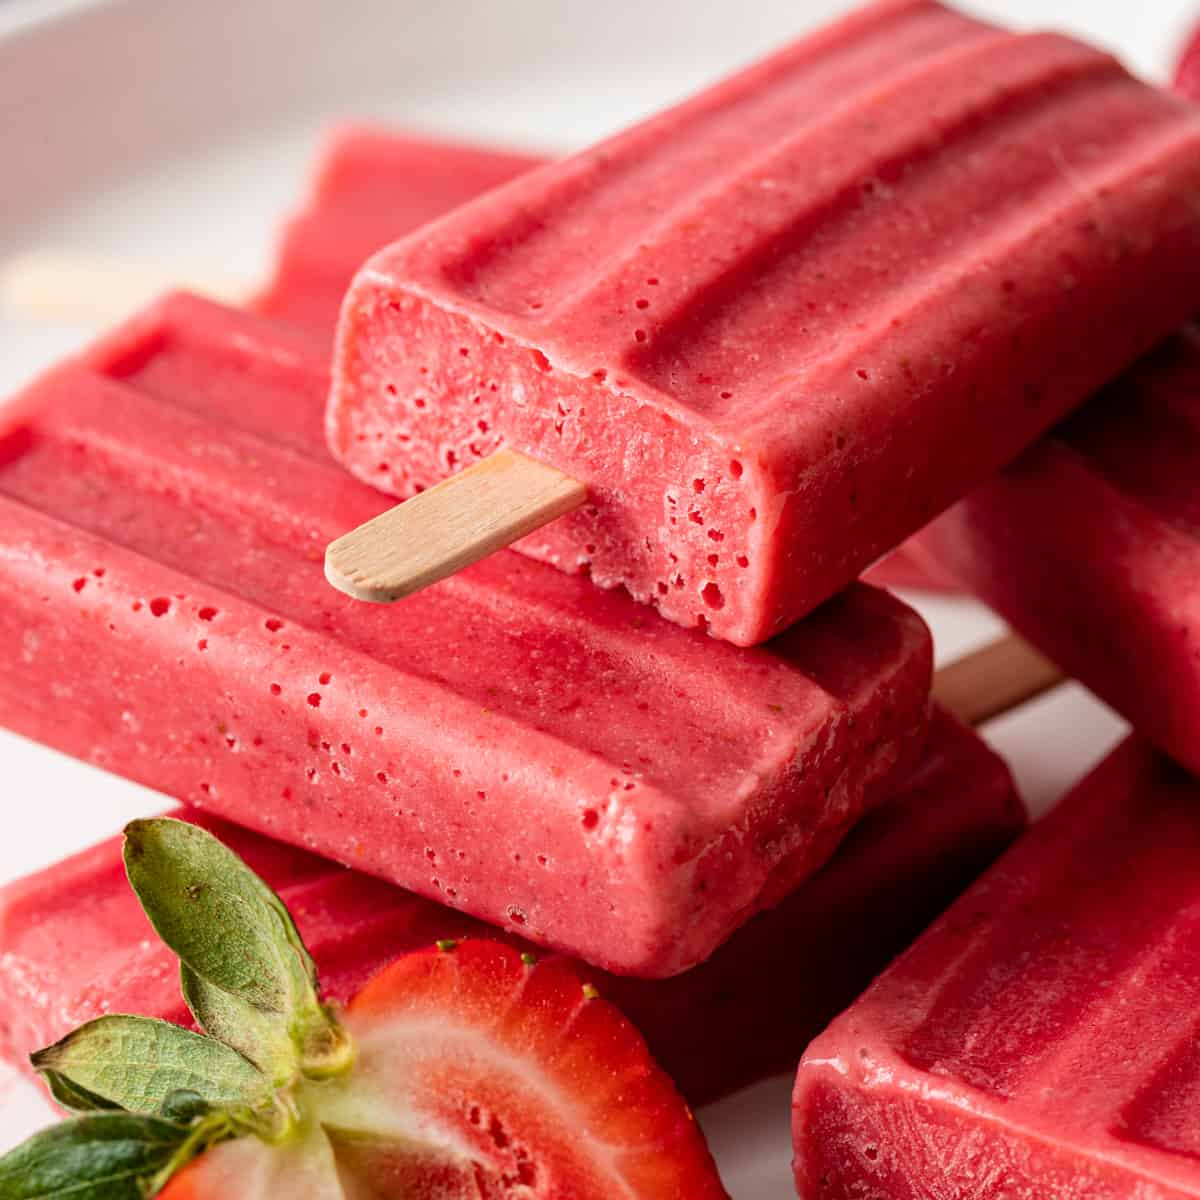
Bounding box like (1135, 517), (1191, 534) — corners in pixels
(161, 940), (725, 1199)
(0, 821), (727, 1200)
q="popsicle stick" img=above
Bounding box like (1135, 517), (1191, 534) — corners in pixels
(0, 251), (249, 323)
(934, 633), (1064, 727)
(326, 448), (588, 602)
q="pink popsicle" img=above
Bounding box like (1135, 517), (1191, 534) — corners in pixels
(855, 18), (1200, 604)
(0, 710), (1022, 1109)
(793, 739), (1200, 1198)
(0, 293), (932, 978)
(253, 127), (543, 339)
(254, 122), (949, 595)
(905, 327), (1200, 774)
(327, 0), (1200, 645)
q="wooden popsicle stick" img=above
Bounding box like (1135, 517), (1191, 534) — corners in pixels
(325, 448), (588, 602)
(0, 251), (250, 323)
(933, 633), (1064, 727)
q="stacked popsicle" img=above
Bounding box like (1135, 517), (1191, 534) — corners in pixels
(793, 738), (1200, 1197)
(0, 276), (1038, 1187)
(4, 0), (1200, 1194)
(786, 23), (1200, 1197)
(246, 119), (957, 598)
(0, 291), (936, 978)
(0, 285), (1030, 1198)
(0, 708), (1022, 1110)
(325, 0), (1200, 643)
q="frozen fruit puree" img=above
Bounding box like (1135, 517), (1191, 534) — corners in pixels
(909, 326), (1200, 774)
(0, 293), (932, 978)
(327, 0), (1200, 645)
(793, 739), (1200, 1198)
(254, 126), (542, 339)
(0, 710), (1022, 1108)
(249, 121), (953, 596)
(247, 122), (952, 598)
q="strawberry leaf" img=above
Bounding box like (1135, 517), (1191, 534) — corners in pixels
(123, 819), (339, 1071)
(0, 1112), (188, 1199)
(38, 1071), (122, 1116)
(180, 964), (299, 1083)
(31, 1015), (268, 1117)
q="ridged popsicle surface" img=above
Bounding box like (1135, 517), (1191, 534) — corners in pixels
(0, 293), (930, 977)
(329, 0), (1200, 644)
(0, 710), (1022, 1107)
(911, 327), (1200, 773)
(793, 740), (1200, 1198)
(248, 120), (944, 593)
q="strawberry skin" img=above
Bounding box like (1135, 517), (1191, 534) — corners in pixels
(160, 940), (727, 1199)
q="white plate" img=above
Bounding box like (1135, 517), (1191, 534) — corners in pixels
(0, 0), (1177, 1192)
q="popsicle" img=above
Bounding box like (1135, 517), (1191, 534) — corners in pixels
(252, 120), (959, 600)
(252, 121), (976, 601)
(0, 291), (932, 979)
(250, 123), (1000, 601)
(253, 126), (544, 339)
(0, 709), (1022, 1109)
(905, 327), (1200, 774)
(260, 121), (955, 597)
(324, 0), (1200, 645)
(793, 738), (1200, 1198)
(250, 119), (959, 601)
